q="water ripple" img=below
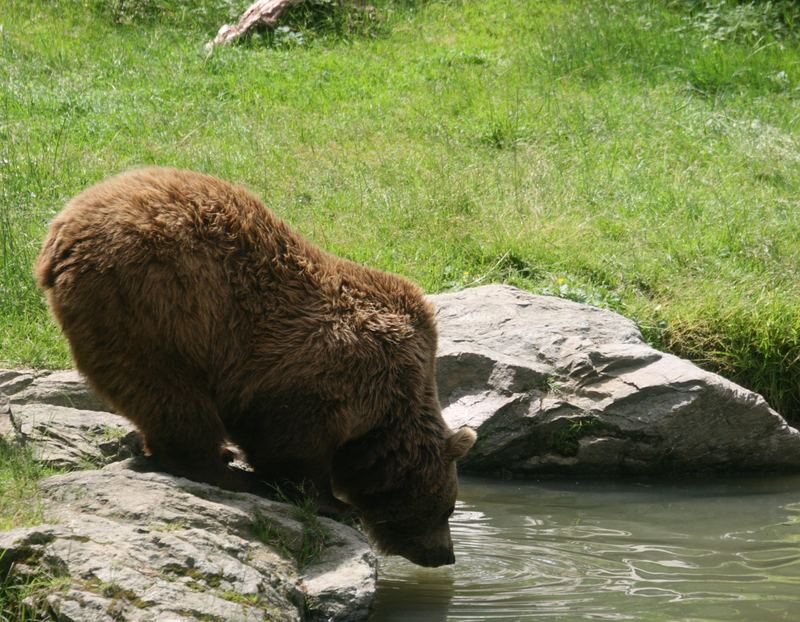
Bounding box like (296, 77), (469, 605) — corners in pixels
(370, 477), (800, 621)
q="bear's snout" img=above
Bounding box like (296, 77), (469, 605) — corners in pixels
(426, 547), (456, 567)
(396, 524), (457, 567)
(403, 545), (456, 568)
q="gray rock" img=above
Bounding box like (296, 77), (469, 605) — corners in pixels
(8, 402), (142, 469)
(6, 368), (110, 412)
(0, 394), (12, 440)
(0, 461), (376, 621)
(1, 369), (33, 441)
(431, 285), (800, 476)
(1, 368), (376, 620)
(0, 368), (140, 468)
(302, 525), (376, 622)
(0, 368), (36, 396)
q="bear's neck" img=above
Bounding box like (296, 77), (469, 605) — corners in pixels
(372, 383), (450, 487)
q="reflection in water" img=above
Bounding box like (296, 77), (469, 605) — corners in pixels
(370, 476), (800, 621)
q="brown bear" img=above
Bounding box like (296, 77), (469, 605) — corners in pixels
(36, 167), (476, 567)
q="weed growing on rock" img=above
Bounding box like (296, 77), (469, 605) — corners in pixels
(291, 506), (333, 569)
(220, 590), (261, 607)
(251, 513), (296, 562)
(552, 417), (608, 457)
(251, 488), (333, 570)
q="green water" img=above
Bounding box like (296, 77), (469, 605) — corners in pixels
(370, 476), (800, 621)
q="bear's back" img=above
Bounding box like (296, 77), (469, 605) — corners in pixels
(36, 167), (437, 409)
(40, 168), (290, 276)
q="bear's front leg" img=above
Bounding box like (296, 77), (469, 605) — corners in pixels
(248, 457), (354, 519)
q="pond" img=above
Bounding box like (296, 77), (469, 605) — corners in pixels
(370, 475), (800, 621)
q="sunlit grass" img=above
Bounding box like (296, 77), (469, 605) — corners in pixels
(0, 439), (60, 532)
(0, 0), (799, 420)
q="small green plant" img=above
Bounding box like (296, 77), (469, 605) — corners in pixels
(220, 590), (261, 607)
(79, 577), (150, 611)
(251, 484), (333, 568)
(251, 512), (296, 561)
(540, 276), (623, 311)
(544, 376), (567, 397)
(150, 520), (188, 533)
(552, 418), (606, 457)
(291, 507), (333, 569)
(102, 582), (146, 608)
(159, 563), (222, 590)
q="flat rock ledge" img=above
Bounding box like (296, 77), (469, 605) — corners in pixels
(0, 461), (375, 621)
(430, 285), (800, 476)
(0, 372), (375, 621)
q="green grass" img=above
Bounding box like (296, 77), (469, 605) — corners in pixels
(0, 438), (62, 620)
(0, 439), (60, 532)
(0, 559), (69, 622)
(0, 0), (799, 421)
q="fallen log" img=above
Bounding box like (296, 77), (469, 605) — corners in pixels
(206, 0), (307, 50)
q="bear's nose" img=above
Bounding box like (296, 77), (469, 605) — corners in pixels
(421, 548), (455, 567)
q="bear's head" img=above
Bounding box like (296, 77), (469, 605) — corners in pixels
(331, 426), (477, 567)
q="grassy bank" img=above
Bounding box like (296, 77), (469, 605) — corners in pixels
(1, 0), (799, 420)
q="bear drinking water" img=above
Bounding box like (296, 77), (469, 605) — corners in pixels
(36, 167), (476, 567)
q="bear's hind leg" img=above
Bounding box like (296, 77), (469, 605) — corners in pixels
(77, 357), (252, 492)
(136, 395), (253, 492)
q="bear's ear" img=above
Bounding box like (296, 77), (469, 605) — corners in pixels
(445, 427), (477, 462)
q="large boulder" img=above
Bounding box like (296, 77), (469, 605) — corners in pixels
(0, 461), (376, 622)
(430, 285), (800, 476)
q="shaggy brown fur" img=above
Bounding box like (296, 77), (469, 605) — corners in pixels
(36, 167), (476, 567)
